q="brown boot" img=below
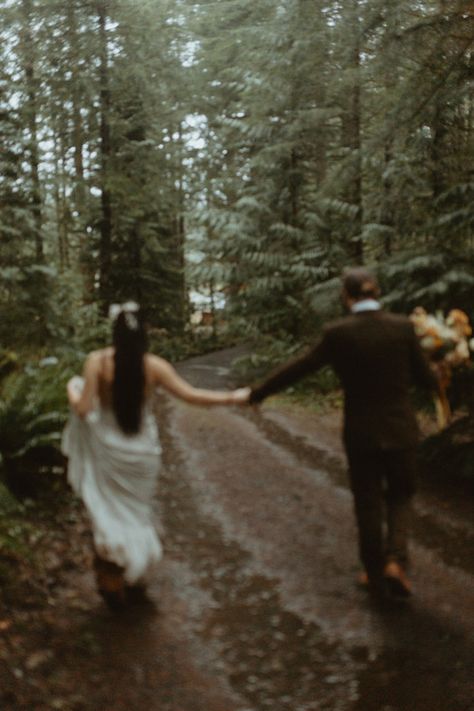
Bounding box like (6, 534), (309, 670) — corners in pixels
(356, 570), (387, 601)
(383, 561), (412, 599)
(93, 555), (126, 609)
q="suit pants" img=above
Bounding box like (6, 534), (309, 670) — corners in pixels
(345, 446), (417, 579)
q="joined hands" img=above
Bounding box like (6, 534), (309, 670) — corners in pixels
(231, 387), (251, 405)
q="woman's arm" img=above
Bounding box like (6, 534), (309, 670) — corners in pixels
(148, 355), (250, 405)
(67, 354), (100, 416)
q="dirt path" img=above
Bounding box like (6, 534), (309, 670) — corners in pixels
(1, 347), (473, 710)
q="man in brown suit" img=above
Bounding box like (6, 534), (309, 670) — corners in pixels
(249, 268), (438, 599)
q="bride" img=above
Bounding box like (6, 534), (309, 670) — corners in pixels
(62, 302), (249, 608)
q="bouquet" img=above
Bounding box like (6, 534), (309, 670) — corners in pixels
(410, 307), (474, 428)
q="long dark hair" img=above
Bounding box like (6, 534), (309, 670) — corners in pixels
(111, 306), (147, 435)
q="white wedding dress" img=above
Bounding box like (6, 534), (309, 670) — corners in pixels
(61, 377), (162, 584)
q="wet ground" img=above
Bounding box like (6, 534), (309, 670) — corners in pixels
(1, 346), (474, 710)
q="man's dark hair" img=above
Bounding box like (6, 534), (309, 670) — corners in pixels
(342, 267), (380, 300)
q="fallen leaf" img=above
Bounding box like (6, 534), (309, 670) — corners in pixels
(25, 649), (54, 670)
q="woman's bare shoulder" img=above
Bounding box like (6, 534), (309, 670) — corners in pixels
(85, 347), (113, 369)
(145, 353), (171, 370)
(144, 353), (175, 381)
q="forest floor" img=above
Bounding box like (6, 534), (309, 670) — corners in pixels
(1, 346), (474, 711)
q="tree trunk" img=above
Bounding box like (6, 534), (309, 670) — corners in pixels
(342, 0), (363, 264)
(431, 99), (446, 201)
(310, 2), (328, 186)
(130, 224), (142, 304)
(20, 0), (43, 262)
(67, 1), (86, 212)
(52, 111), (70, 271)
(174, 122), (187, 331)
(381, 142), (394, 257)
(97, 2), (113, 313)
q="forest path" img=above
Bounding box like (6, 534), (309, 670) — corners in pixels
(2, 347), (474, 710)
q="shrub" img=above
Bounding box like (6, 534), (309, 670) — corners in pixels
(0, 358), (75, 498)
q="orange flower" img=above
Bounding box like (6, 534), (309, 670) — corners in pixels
(446, 309), (472, 337)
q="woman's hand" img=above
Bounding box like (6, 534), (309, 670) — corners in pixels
(231, 386), (251, 405)
(67, 376), (83, 405)
(67, 358), (98, 417)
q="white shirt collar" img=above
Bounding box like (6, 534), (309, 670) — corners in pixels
(351, 299), (381, 314)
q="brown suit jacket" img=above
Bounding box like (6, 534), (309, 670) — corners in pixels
(250, 310), (438, 450)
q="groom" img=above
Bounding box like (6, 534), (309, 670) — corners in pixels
(249, 267), (439, 599)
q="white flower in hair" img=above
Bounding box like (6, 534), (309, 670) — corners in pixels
(108, 301), (140, 330)
(108, 303), (122, 321)
(125, 312), (138, 330)
(122, 301), (139, 313)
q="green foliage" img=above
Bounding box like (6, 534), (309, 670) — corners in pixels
(232, 336), (303, 381)
(0, 0), (473, 376)
(0, 359), (74, 498)
(188, 0), (474, 344)
(232, 333), (341, 407)
(0, 486), (38, 604)
(0, 482), (33, 563)
(0, 265), (58, 348)
(379, 252), (474, 318)
(0, 349), (19, 381)
(148, 324), (240, 363)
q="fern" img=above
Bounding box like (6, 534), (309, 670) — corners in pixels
(0, 359), (73, 497)
(379, 252), (474, 315)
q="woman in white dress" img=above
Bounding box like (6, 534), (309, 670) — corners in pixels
(62, 302), (249, 608)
